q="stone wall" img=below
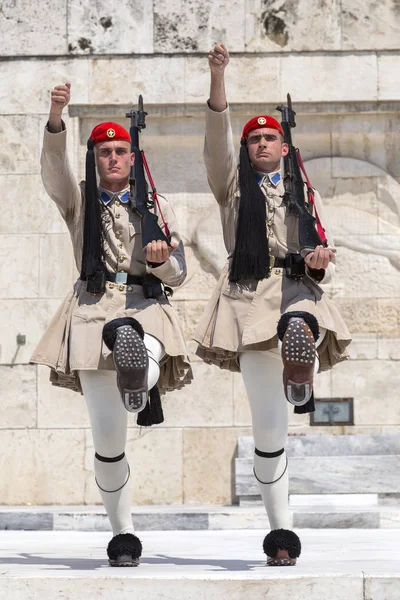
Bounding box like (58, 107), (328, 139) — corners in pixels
(0, 1), (399, 505)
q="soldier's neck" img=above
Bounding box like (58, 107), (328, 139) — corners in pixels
(99, 179), (129, 193)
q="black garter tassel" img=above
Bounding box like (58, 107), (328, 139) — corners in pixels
(137, 385), (164, 427)
(294, 391), (315, 414)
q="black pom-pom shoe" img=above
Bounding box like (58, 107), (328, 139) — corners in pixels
(107, 533), (142, 567)
(263, 529), (301, 566)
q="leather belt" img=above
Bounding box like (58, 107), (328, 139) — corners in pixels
(105, 272), (143, 285)
(271, 257), (286, 269)
(270, 254), (305, 280)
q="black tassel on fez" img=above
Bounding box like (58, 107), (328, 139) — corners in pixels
(229, 139), (270, 282)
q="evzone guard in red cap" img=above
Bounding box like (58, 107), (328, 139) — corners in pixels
(194, 45), (351, 565)
(31, 83), (192, 566)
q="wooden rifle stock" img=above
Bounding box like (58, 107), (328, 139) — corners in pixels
(276, 94), (326, 257)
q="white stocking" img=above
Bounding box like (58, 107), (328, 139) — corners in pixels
(239, 350), (290, 530)
(78, 334), (165, 536)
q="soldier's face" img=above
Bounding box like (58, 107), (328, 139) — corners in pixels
(95, 140), (134, 188)
(247, 127), (288, 173)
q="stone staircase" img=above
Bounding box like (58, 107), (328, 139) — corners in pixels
(235, 434), (400, 527)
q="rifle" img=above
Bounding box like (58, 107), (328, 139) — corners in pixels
(126, 96), (172, 299)
(126, 96), (171, 249)
(276, 94), (327, 257)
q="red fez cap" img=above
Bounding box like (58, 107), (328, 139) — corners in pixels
(89, 121), (131, 145)
(241, 116), (284, 139)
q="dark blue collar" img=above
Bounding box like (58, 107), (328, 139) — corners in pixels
(100, 190), (130, 205)
(254, 171), (281, 186)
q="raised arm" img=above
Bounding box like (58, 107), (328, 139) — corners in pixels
(41, 82), (81, 225)
(204, 44), (237, 205)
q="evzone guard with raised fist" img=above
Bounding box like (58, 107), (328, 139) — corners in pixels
(31, 82), (192, 566)
(194, 45), (351, 566)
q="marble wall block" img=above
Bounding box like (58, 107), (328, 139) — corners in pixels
(39, 234), (78, 298)
(342, 1), (400, 50)
(0, 175), (68, 235)
(0, 235), (39, 299)
(245, 0), (341, 52)
(378, 55), (400, 101)
(154, 0), (245, 53)
(281, 54), (378, 102)
(89, 57), (185, 105)
(183, 426), (252, 504)
(37, 365), (89, 429)
(0, 115), (41, 175)
(331, 360), (400, 426)
(334, 298), (379, 333)
(84, 428), (184, 505)
(349, 334), (379, 360)
(334, 248), (400, 299)
(383, 131), (400, 179)
(184, 55), (282, 104)
(0, 365), (37, 429)
(331, 132), (389, 175)
(0, 429), (86, 504)
(162, 362), (234, 427)
(0, 0), (67, 56)
(377, 299), (400, 333)
(0, 298), (62, 365)
(378, 334), (400, 360)
(0, 60), (89, 115)
(67, 0), (153, 55)
(376, 175), (400, 234)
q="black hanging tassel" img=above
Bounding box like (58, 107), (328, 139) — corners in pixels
(149, 385), (164, 424)
(80, 138), (107, 281)
(136, 399), (152, 426)
(229, 139), (270, 282)
(294, 391), (315, 414)
(137, 385), (164, 427)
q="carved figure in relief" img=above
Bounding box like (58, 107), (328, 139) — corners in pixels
(194, 43), (351, 566)
(30, 82), (192, 567)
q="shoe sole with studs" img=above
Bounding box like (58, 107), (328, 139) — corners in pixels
(282, 317), (316, 407)
(113, 325), (149, 413)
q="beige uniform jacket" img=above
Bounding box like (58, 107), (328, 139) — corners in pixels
(31, 126), (193, 394)
(193, 105), (351, 372)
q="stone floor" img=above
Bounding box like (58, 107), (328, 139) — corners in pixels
(0, 529), (399, 599)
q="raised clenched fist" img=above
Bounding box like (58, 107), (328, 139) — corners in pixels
(208, 44), (230, 76)
(50, 82), (71, 114)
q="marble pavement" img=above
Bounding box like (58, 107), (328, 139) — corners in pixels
(0, 529), (399, 599)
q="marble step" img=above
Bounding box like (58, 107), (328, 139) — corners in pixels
(235, 455), (400, 496)
(238, 434), (400, 458)
(0, 530), (399, 600)
(0, 503), (399, 531)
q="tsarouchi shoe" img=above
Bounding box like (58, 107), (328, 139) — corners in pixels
(102, 317), (149, 413)
(107, 533), (142, 567)
(277, 311), (319, 408)
(263, 528), (301, 566)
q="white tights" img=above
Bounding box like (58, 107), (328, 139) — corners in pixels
(79, 333), (164, 536)
(239, 328), (325, 530)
